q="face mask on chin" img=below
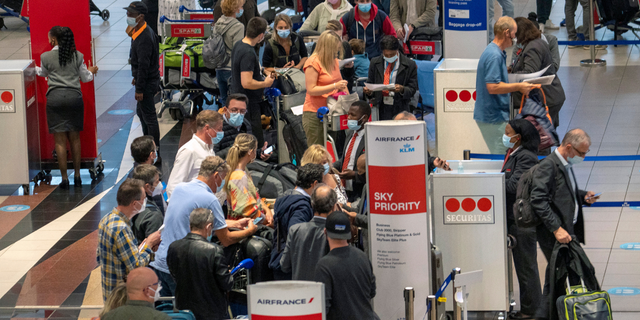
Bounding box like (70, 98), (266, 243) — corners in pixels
(148, 284), (162, 302)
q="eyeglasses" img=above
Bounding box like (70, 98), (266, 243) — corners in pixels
(229, 108), (247, 115)
(212, 161), (227, 173)
(571, 145), (589, 157)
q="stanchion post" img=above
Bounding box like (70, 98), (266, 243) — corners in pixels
(452, 268), (461, 320)
(463, 150), (470, 160)
(404, 287), (414, 320)
(428, 295), (437, 320)
(580, 0), (606, 66)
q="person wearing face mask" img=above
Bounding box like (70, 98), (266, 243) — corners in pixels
(500, 119), (541, 319)
(333, 101), (371, 201)
(302, 145), (349, 206)
(131, 165), (165, 245)
(151, 156), (257, 297)
(300, 0), (352, 32)
(263, 14), (309, 73)
(101, 267), (171, 320)
(165, 110), (224, 199)
(363, 35), (417, 120)
(474, 17), (540, 155)
(213, 0), (245, 107)
(167, 208), (234, 320)
(230, 17), (274, 148)
(510, 17), (565, 132)
(530, 128), (599, 319)
(213, 0), (259, 28)
(269, 164), (324, 280)
(129, 136), (167, 212)
(97, 179), (163, 302)
(340, 0), (396, 58)
(224, 134), (274, 223)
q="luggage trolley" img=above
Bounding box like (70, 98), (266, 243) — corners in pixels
(89, 0), (110, 21)
(157, 16), (219, 121)
(265, 88), (307, 165)
(179, 5), (214, 20)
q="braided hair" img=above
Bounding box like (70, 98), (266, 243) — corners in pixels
(49, 26), (77, 67)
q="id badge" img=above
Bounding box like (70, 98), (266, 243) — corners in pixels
(383, 95), (394, 105)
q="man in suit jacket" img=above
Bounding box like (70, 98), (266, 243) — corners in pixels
(333, 101), (371, 202)
(363, 35), (419, 121)
(530, 128), (599, 319)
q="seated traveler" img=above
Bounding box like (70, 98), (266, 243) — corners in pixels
(101, 267), (170, 320)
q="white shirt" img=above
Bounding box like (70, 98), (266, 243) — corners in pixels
(35, 46), (94, 82)
(345, 130), (364, 191)
(554, 149), (579, 224)
(166, 134), (214, 199)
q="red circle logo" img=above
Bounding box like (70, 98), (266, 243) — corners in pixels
(445, 198), (460, 212)
(459, 90), (471, 102)
(477, 198), (492, 212)
(461, 198), (476, 212)
(472, 91), (477, 101)
(446, 90), (458, 102)
(1, 91), (12, 103)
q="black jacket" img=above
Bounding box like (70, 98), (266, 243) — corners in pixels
(262, 33), (308, 69)
(130, 25), (160, 94)
(333, 130), (366, 201)
(366, 53), (418, 120)
(268, 189), (314, 273)
(511, 38), (565, 126)
(280, 216), (329, 280)
(131, 195), (165, 245)
(214, 116), (253, 159)
(530, 152), (587, 243)
(167, 233), (233, 320)
(501, 148), (539, 220)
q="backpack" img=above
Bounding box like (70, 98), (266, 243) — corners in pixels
(246, 160), (298, 199)
(280, 109), (308, 166)
(203, 20), (240, 69)
(198, 0), (216, 8)
(513, 162), (557, 228)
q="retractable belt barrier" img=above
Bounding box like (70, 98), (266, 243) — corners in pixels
(468, 152), (640, 208)
(424, 272), (453, 317)
(557, 40), (640, 46)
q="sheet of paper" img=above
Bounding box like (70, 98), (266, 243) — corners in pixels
(404, 24), (410, 43)
(339, 57), (355, 68)
(523, 74), (555, 85)
(508, 65), (551, 83)
(275, 68), (290, 74)
(364, 83), (396, 91)
(290, 105), (304, 115)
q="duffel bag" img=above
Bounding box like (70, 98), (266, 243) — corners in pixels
(246, 160), (297, 199)
(160, 39), (206, 68)
(556, 281), (612, 320)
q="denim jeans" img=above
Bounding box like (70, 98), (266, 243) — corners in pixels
(216, 68), (232, 107)
(487, 0), (515, 40)
(536, 0), (553, 23)
(151, 267), (176, 297)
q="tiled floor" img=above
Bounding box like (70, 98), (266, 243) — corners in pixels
(1, 0), (640, 318)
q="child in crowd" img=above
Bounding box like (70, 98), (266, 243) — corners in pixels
(349, 39), (369, 79)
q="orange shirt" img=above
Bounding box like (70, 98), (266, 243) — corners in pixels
(303, 55), (343, 112)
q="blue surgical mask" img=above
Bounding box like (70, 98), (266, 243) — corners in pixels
(207, 233), (213, 242)
(347, 119), (361, 131)
(211, 131), (224, 144)
(323, 163), (331, 175)
(236, 9), (244, 18)
(277, 29), (290, 38)
(126, 17), (137, 27)
(228, 112), (244, 127)
(154, 150), (158, 164)
(568, 155), (584, 165)
(384, 54), (398, 64)
(358, 3), (371, 12)
(216, 179), (225, 193)
(502, 134), (515, 148)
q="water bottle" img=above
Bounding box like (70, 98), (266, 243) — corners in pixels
(458, 161), (464, 173)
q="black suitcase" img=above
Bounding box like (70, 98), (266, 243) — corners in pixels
(406, 26), (443, 61)
(596, 0), (638, 25)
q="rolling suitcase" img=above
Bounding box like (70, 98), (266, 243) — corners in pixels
(156, 297), (197, 320)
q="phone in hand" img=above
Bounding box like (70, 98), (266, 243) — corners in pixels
(253, 216), (264, 225)
(588, 192), (603, 199)
(264, 145), (275, 154)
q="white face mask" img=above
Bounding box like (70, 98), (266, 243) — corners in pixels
(134, 198), (147, 215)
(148, 284), (162, 302)
(152, 182), (163, 197)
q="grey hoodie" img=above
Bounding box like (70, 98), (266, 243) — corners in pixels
(213, 15), (245, 69)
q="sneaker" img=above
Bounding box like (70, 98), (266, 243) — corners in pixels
(583, 44), (608, 50)
(560, 19), (566, 26)
(545, 20), (560, 30)
(539, 22), (545, 32)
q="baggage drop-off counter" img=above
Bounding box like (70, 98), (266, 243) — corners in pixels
(430, 160), (510, 313)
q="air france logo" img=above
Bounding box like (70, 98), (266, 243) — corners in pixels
(375, 135), (420, 142)
(257, 298), (314, 305)
(400, 144), (414, 153)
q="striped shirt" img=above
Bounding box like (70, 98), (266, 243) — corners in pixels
(97, 208), (154, 301)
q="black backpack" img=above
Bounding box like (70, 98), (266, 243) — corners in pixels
(280, 109), (308, 166)
(513, 162), (557, 228)
(203, 19), (240, 69)
(246, 160), (297, 199)
(198, 0), (216, 8)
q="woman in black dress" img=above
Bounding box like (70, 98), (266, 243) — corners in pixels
(37, 26), (98, 189)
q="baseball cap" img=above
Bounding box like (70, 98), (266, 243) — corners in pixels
(124, 1), (148, 15)
(325, 211), (351, 240)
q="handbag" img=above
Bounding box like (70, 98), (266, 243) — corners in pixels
(326, 92), (359, 120)
(515, 88), (559, 151)
(274, 74), (297, 95)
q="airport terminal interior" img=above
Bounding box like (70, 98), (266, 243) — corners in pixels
(1, 0), (640, 318)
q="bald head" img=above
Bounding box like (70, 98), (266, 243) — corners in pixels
(357, 154), (367, 176)
(126, 267), (158, 302)
(562, 128), (591, 148)
(494, 16), (516, 39)
(311, 184), (337, 215)
(393, 111), (417, 121)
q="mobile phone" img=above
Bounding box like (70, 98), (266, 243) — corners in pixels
(264, 145), (275, 154)
(253, 216), (264, 224)
(589, 192), (603, 198)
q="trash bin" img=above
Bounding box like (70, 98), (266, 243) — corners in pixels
(0, 60), (40, 191)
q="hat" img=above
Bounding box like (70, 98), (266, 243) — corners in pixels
(124, 1), (148, 15)
(325, 211), (351, 240)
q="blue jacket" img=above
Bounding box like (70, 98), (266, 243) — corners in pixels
(340, 4), (396, 58)
(353, 53), (370, 78)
